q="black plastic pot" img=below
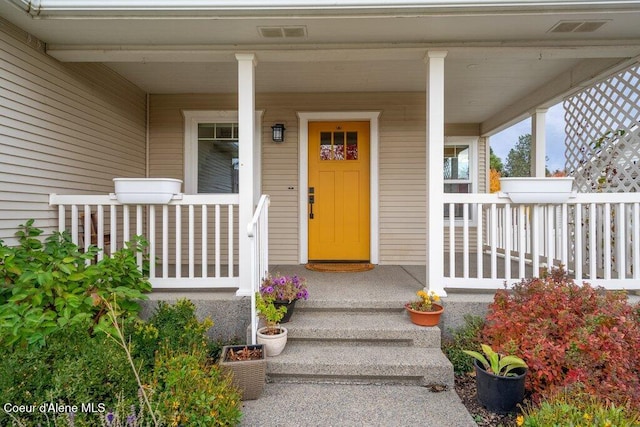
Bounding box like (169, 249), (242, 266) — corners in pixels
(474, 359), (526, 413)
(273, 299), (297, 323)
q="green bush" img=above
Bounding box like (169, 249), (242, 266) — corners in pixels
(520, 384), (640, 427)
(130, 299), (214, 372)
(442, 314), (485, 374)
(0, 325), (140, 426)
(152, 350), (242, 426)
(0, 220), (151, 349)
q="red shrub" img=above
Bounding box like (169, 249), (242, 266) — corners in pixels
(482, 269), (640, 410)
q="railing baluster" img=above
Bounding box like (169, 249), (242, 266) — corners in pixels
(616, 203), (625, 279)
(215, 204), (221, 278)
(135, 205), (142, 269)
(123, 205), (130, 243)
(476, 203), (483, 280)
(202, 205), (208, 278)
(518, 206), (525, 278)
(162, 205), (168, 278)
(110, 205), (117, 252)
(532, 206), (540, 276)
(149, 206), (156, 279)
(175, 205), (182, 278)
(504, 204), (511, 280)
(71, 205), (79, 245)
(634, 203), (640, 280)
(574, 204), (583, 281)
(58, 205), (65, 232)
(604, 203), (611, 280)
(463, 203), (469, 279)
(546, 205), (554, 268)
(561, 204), (568, 268)
(449, 203), (455, 278)
(188, 204), (194, 278)
(589, 203), (597, 280)
(228, 204), (234, 278)
(96, 205), (105, 262)
(490, 203), (497, 279)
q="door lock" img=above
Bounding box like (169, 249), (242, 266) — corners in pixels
(308, 187), (315, 219)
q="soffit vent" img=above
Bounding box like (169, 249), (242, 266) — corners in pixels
(548, 20), (608, 33)
(258, 26), (307, 39)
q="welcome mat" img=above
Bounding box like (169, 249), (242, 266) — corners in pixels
(305, 263), (375, 273)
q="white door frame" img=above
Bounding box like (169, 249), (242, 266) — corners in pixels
(297, 111), (380, 264)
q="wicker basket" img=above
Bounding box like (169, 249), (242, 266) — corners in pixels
(219, 345), (267, 400)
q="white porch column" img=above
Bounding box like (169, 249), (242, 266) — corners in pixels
(531, 108), (548, 177)
(236, 53), (257, 296)
(425, 50), (448, 297)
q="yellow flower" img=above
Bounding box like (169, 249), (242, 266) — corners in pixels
(583, 413), (593, 422)
(433, 294), (440, 302)
(417, 290), (428, 298)
(516, 415), (524, 426)
(604, 420), (612, 427)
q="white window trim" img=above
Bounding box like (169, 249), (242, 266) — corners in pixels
(183, 110), (262, 194)
(445, 136), (478, 226)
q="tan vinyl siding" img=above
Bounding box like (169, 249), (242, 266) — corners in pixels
(0, 18), (146, 244)
(150, 92), (484, 265)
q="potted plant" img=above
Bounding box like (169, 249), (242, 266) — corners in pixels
(255, 292), (288, 357)
(463, 344), (528, 413)
(259, 274), (309, 323)
(219, 344), (267, 400)
(404, 289), (443, 326)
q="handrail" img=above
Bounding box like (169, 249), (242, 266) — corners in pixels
(247, 194), (271, 237)
(247, 194), (270, 345)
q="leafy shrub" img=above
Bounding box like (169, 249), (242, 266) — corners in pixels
(152, 350), (242, 426)
(0, 220), (151, 349)
(0, 325), (139, 426)
(519, 383), (640, 427)
(483, 268), (640, 409)
(130, 299), (214, 372)
(442, 314), (484, 374)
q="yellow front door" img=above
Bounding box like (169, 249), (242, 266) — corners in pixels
(308, 121), (370, 261)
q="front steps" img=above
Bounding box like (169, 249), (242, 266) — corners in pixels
(265, 303), (454, 388)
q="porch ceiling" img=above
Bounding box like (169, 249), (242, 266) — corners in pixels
(2, 1), (640, 133)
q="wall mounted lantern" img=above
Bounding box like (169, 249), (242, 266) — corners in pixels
(271, 123), (286, 143)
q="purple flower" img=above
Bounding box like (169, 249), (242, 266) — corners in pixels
(126, 414), (137, 426)
(106, 412), (114, 426)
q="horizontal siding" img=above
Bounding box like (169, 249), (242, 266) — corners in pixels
(151, 92), (485, 265)
(0, 18), (146, 244)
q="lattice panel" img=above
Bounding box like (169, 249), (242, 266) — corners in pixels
(564, 64), (640, 192)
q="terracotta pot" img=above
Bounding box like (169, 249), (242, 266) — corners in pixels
(404, 303), (444, 326)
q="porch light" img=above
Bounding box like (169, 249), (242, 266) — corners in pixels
(271, 123), (286, 143)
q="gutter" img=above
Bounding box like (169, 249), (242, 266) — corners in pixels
(13, 0), (640, 19)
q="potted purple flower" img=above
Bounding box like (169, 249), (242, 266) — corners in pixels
(259, 274), (309, 323)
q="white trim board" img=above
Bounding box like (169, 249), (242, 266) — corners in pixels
(297, 111), (381, 264)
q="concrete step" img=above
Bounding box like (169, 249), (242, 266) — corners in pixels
(266, 342), (453, 387)
(284, 311), (442, 348)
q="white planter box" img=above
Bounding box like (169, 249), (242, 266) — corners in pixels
(113, 178), (182, 204)
(499, 177), (575, 204)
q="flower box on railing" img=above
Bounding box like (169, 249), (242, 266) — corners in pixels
(113, 178), (182, 204)
(499, 177), (575, 204)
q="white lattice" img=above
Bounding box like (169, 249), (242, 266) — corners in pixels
(564, 64), (640, 193)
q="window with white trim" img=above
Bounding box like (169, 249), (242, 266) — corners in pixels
(184, 111), (239, 194)
(444, 137), (477, 220)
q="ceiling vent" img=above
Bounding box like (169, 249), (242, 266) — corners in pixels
(258, 26), (307, 39)
(548, 20), (608, 33)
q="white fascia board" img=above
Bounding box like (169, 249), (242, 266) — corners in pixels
(28, 0), (640, 17)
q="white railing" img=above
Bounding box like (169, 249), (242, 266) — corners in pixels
(49, 193), (240, 289)
(443, 193), (640, 290)
(247, 194), (270, 345)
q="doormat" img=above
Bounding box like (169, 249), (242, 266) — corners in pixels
(305, 263), (375, 273)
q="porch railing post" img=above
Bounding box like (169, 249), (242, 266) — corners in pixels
(236, 52), (257, 297)
(425, 50), (448, 297)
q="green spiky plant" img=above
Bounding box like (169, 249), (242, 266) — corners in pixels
(463, 343), (528, 377)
